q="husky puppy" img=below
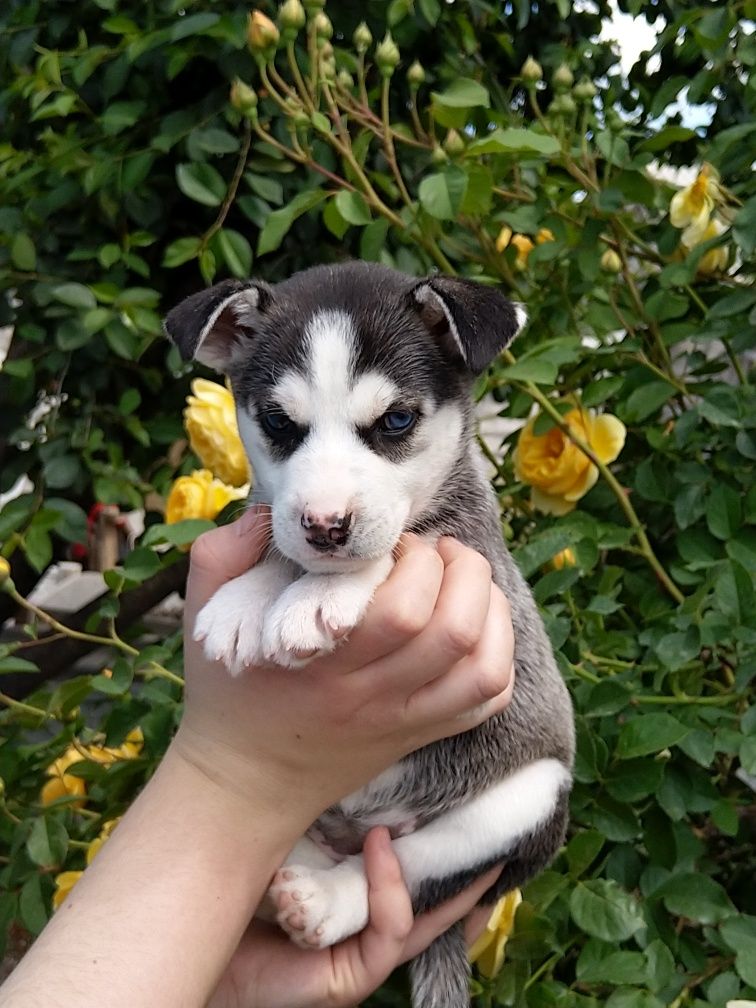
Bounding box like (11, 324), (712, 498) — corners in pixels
(165, 261), (574, 1008)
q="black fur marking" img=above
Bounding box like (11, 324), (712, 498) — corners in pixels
(409, 275), (522, 374)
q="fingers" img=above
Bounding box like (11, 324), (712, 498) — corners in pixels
(399, 864), (503, 963)
(324, 536), (445, 673)
(185, 506), (270, 615)
(369, 537), (494, 695)
(406, 583), (515, 735)
(332, 828), (414, 1002)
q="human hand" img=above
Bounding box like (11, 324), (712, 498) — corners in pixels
(208, 827), (501, 1008)
(174, 506), (515, 824)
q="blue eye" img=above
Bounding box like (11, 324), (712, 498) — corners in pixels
(260, 410), (297, 436)
(378, 410), (417, 435)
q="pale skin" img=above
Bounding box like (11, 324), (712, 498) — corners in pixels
(1, 507), (515, 1008)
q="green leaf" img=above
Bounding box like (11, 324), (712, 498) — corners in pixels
(44, 455), (81, 490)
(624, 381), (674, 422)
(720, 915), (756, 986)
(706, 484), (742, 540)
(498, 357), (558, 385)
(616, 713), (689, 759)
(657, 873), (735, 924)
(162, 236), (202, 268)
(122, 546), (162, 582)
(19, 875), (49, 935)
(566, 830), (604, 877)
(577, 949), (648, 985)
(0, 656), (40, 675)
(467, 128), (560, 157)
(45, 498), (88, 542)
(733, 196), (756, 255)
(169, 12), (219, 41)
(431, 78), (490, 108)
(52, 282), (96, 310)
(334, 190), (372, 226)
(216, 229), (252, 278)
(569, 879), (645, 941)
(142, 519), (215, 548)
(176, 162), (226, 207)
(26, 816), (69, 868)
(257, 190), (326, 256)
(418, 167), (468, 220)
(11, 232), (36, 271)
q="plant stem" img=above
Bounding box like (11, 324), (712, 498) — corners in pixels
(8, 586), (139, 656)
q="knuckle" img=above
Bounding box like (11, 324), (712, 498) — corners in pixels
(384, 600), (428, 640)
(443, 619), (479, 657)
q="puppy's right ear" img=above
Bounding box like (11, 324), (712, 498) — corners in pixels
(163, 279), (273, 372)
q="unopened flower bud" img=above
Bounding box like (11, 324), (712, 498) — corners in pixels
(279, 0), (305, 38)
(606, 108), (624, 132)
(353, 21), (372, 55)
(319, 54), (336, 81)
(303, 0), (325, 12)
(573, 77), (597, 102)
(314, 11), (332, 40)
(521, 56), (543, 84)
(431, 144), (448, 166)
(230, 78), (258, 117)
(247, 10), (279, 56)
(443, 128), (465, 156)
(337, 69), (354, 90)
(601, 248), (622, 273)
(548, 93), (576, 116)
(0, 556), (14, 594)
(318, 39), (333, 59)
(375, 32), (400, 78)
(536, 227), (555, 244)
(407, 60), (426, 89)
(552, 63), (574, 91)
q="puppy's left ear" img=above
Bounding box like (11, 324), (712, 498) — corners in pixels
(410, 276), (526, 374)
(164, 278), (273, 372)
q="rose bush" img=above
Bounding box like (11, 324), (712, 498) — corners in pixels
(0, 0), (754, 1004)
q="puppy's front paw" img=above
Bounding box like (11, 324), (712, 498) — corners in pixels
(269, 864), (368, 949)
(193, 565), (293, 675)
(261, 577), (372, 668)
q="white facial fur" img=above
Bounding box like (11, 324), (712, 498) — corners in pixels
(236, 309), (464, 572)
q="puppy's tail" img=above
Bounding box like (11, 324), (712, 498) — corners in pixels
(409, 922), (471, 1008)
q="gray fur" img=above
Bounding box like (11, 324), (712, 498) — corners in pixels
(165, 261), (575, 1008)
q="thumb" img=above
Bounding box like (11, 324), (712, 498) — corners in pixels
(185, 505), (270, 614)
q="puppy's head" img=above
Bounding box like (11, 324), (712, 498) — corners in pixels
(165, 263), (524, 572)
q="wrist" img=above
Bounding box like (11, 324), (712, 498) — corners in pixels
(170, 722), (322, 838)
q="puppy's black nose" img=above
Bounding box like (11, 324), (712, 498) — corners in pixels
(301, 510), (353, 550)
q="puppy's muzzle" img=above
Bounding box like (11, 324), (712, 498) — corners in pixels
(301, 509), (353, 552)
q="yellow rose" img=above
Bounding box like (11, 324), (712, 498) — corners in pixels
(86, 818), (120, 866)
(552, 547), (577, 569)
(681, 217), (729, 277)
(468, 889), (522, 978)
(52, 870), (83, 910)
(41, 746), (88, 808)
(535, 228), (555, 244)
(52, 819), (121, 911)
(511, 234), (534, 270)
(514, 407), (626, 516)
(496, 228), (535, 270)
(184, 378), (251, 488)
(165, 469), (249, 525)
(670, 164), (721, 247)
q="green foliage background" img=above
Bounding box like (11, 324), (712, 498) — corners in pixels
(1, 0), (755, 1004)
